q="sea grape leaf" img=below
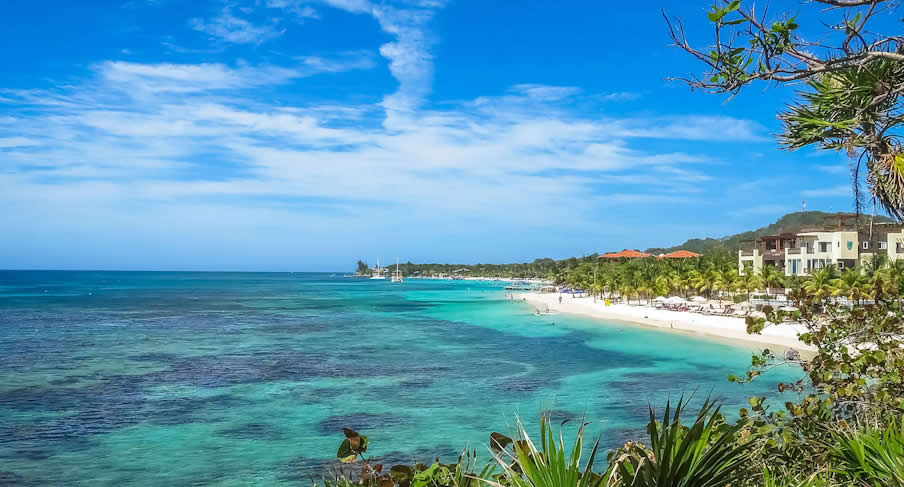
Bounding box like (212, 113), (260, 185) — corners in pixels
(390, 465), (413, 482)
(489, 432), (512, 452)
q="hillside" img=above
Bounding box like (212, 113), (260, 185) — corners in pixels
(355, 212), (896, 277)
(646, 211), (893, 255)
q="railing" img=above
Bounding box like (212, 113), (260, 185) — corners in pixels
(787, 248), (801, 254)
(740, 250), (754, 257)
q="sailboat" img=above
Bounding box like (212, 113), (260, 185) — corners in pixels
(370, 258), (386, 280)
(391, 258), (403, 283)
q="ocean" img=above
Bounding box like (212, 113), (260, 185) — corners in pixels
(0, 271), (797, 486)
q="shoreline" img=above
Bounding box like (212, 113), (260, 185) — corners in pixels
(519, 292), (814, 352)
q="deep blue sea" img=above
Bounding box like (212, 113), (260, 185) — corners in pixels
(0, 271), (799, 486)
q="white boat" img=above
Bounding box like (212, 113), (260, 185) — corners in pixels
(370, 258), (386, 280)
(391, 258), (403, 283)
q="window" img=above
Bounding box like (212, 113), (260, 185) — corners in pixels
(819, 242), (831, 252)
(837, 241), (840, 248)
(839, 261), (845, 269)
(880, 241), (888, 250)
(864, 241), (870, 249)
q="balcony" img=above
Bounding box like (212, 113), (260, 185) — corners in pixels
(763, 249), (786, 260)
(740, 250), (754, 257)
(787, 248), (801, 255)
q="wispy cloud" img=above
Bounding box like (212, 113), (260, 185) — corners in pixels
(597, 91), (641, 102)
(2, 0), (779, 269)
(0, 137), (41, 149)
(190, 6), (286, 44)
(731, 204), (793, 217)
(814, 164), (848, 175)
(2, 58), (768, 228)
(803, 185), (851, 198)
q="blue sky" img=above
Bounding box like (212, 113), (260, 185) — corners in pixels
(0, 0), (880, 271)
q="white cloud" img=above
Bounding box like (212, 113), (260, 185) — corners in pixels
(802, 185), (851, 198)
(190, 7), (286, 44)
(597, 91), (641, 102)
(611, 116), (767, 142)
(0, 137), (41, 149)
(814, 164), (848, 175)
(1, 0), (774, 268)
(2, 58), (765, 228)
(731, 204), (793, 216)
(511, 84), (582, 101)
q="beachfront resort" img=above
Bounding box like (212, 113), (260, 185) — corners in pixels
(738, 213), (904, 276)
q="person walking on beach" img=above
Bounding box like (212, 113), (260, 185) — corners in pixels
(558, 295), (562, 304)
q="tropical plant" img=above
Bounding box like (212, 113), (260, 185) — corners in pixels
(607, 397), (753, 487)
(665, 0), (904, 218)
(486, 414), (605, 487)
(803, 266), (839, 303)
(759, 264), (785, 299)
(830, 421), (904, 487)
(831, 268), (869, 305)
(324, 427), (495, 487)
(739, 293), (904, 477)
(762, 469), (829, 487)
(735, 270), (762, 301)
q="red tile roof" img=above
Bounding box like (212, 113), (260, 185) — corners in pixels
(599, 249), (651, 259)
(661, 250), (702, 259)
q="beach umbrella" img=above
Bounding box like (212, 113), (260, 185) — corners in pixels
(667, 296), (686, 304)
(690, 296), (707, 303)
(749, 311), (767, 319)
(653, 296), (667, 302)
(778, 306), (799, 312)
(732, 302), (752, 310)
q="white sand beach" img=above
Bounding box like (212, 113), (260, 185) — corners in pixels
(520, 292), (814, 351)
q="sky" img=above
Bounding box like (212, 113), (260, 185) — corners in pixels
(0, 0), (887, 271)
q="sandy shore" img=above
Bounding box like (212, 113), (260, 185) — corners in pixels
(520, 292), (814, 351)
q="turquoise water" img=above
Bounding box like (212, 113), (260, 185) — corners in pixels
(0, 271), (800, 486)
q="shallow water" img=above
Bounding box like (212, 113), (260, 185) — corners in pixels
(0, 271), (800, 486)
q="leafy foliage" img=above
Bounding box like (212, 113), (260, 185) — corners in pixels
(607, 397), (753, 487)
(666, 0), (904, 218)
(830, 421), (904, 486)
(486, 414), (605, 487)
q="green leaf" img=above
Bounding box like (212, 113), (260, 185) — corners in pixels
(726, 0), (741, 12)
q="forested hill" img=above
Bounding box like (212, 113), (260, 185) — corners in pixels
(646, 211), (893, 255)
(354, 212), (894, 278)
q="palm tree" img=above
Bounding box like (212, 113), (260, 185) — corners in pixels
(688, 269), (710, 297)
(863, 253), (888, 278)
(886, 260), (904, 306)
(712, 268), (736, 303)
(653, 275), (670, 299)
(759, 264), (785, 299)
(668, 269), (690, 298)
(831, 268), (869, 305)
(735, 271), (762, 302)
(804, 265), (839, 303)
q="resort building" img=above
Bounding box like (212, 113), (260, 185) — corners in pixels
(738, 219), (904, 276)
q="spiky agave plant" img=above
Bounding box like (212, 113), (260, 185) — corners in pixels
(762, 469), (829, 487)
(829, 421), (904, 487)
(485, 413), (605, 487)
(608, 397), (753, 487)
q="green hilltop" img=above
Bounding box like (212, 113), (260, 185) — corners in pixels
(646, 211), (893, 256)
(356, 212), (895, 278)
